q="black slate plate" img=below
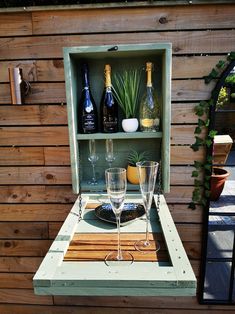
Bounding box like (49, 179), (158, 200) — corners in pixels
(95, 203), (145, 226)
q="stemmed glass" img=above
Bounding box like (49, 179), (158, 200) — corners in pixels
(135, 161), (159, 252)
(105, 168), (133, 266)
(105, 139), (115, 168)
(88, 139), (99, 185)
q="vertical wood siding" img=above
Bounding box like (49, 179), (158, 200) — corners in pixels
(0, 3), (235, 313)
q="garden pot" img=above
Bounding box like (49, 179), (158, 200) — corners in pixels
(127, 165), (139, 185)
(210, 167), (230, 201)
(122, 118), (139, 132)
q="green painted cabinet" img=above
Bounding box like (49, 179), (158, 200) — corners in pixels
(33, 44), (197, 296)
(63, 43), (172, 193)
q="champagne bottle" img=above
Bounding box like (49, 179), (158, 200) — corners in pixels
(100, 64), (118, 133)
(78, 63), (98, 134)
(139, 62), (160, 132)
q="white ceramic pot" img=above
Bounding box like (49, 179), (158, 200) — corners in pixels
(122, 118), (139, 132)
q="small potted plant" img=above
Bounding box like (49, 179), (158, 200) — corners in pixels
(112, 69), (142, 132)
(127, 150), (149, 184)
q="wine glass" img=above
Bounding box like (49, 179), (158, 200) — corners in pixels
(135, 161), (159, 252)
(105, 139), (115, 168)
(105, 168), (133, 266)
(88, 139), (99, 185)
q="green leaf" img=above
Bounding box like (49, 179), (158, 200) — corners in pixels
(209, 68), (219, 79)
(194, 105), (205, 116)
(192, 188), (201, 202)
(191, 144), (199, 151)
(192, 170), (199, 177)
(204, 181), (210, 190)
(194, 126), (202, 134)
(194, 179), (201, 187)
(205, 119), (210, 127)
(208, 130), (218, 138)
(204, 163), (212, 171)
(204, 75), (212, 84)
(188, 202), (196, 210)
(194, 161), (203, 169)
(205, 139), (212, 147)
(199, 100), (210, 108)
(198, 118), (205, 127)
(206, 155), (213, 163)
(205, 190), (211, 198)
(200, 198), (207, 206)
(195, 136), (204, 145)
(228, 51), (235, 61)
(216, 60), (225, 69)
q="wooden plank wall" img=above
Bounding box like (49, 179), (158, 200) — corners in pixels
(0, 3), (235, 313)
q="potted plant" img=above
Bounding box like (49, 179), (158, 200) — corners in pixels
(210, 167), (230, 201)
(112, 69), (142, 132)
(127, 150), (149, 184)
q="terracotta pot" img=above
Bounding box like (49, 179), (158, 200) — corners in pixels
(210, 167), (230, 201)
(127, 165), (139, 184)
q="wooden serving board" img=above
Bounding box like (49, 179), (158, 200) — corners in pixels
(64, 232), (169, 262)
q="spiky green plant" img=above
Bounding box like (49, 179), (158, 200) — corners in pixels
(112, 69), (142, 119)
(127, 150), (149, 167)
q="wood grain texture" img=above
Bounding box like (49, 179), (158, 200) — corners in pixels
(0, 126), (69, 146)
(170, 146), (205, 165)
(0, 166), (72, 185)
(0, 273), (33, 289)
(0, 30), (234, 60)
(0, 166), (195, 185)
(31, 5), (235, 35)
(0, 56), (225, 83)
(0, 204), (71, 221)
(48, 222), (201, 244)
(0, 222), (48, 239)
(3, 304), (235, 314)
(0, 239), (52, 257)
(0, 105), (67, 125)
(0, 257), (42, 273)
(0, 12), (32, 36)
(0, 147), (70, 166)
(0, 289), (53, 305)
(0, 103), (198, 125)
(64, 233), (167, 262)
(0, 3), (234, 311)
(0, 80), (214, 104)
(0, 185), (76, 203)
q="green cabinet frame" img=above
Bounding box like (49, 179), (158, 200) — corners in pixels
(33, 45), (197, 296)
(63, 43), (172, 193)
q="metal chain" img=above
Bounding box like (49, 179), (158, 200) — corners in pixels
(77, 146), (83, 223)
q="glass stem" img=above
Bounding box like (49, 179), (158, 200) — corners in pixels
(116, 214), (122, 260)
(91, 162), (96, 182)
(145, 209), (150, 245)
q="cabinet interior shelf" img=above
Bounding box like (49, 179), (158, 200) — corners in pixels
(77, 131), (163, 140)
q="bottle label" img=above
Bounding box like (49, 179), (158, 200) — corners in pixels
(103, 117), (118, 131)
(82, 114), (96, 131)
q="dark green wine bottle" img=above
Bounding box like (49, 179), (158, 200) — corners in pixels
(100, 64), (118, 133)
(78, 63), (98, 134)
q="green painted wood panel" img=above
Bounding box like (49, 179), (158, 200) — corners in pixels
(33, 194), (196, 296)
(63, 43), (172, 194)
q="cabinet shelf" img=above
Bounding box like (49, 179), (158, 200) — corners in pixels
(77, 131), (163, 141)
(63, 43), (172, 193)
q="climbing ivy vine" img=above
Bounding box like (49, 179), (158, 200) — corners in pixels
(188, 52), (235, 210)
